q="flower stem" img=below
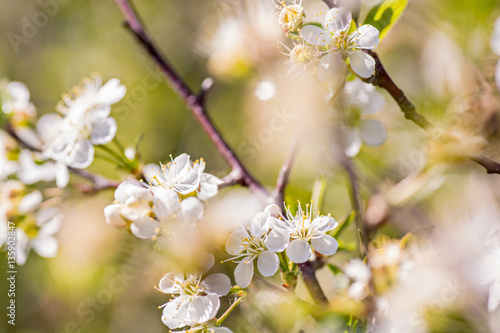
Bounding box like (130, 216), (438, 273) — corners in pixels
(216, 295), (245, 326)
(298, 261), (328, 305)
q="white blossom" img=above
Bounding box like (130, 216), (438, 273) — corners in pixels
(225, 205), (289, 288)
(145, 153), (222, 200)
(158, 253), (231, 329)
(300, 7), (380, 78)
(268, 202), (339, 264)
(342, 78), (386, 157)
(478, 245), (500, 312)
(36, 74), (126, 185)
(276, 0), (305, 33)
(0, 80), (36, 117)
(344, 258), (371, 300)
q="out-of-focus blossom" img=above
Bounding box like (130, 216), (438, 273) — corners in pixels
(478, 245), (500, 312)
(275, 0), (305, 34)
(37, 73), (126, 186)
(158, 253), (231, 329)
(225, 205), (289, 288)
(300, 7), (380, 78)
(345, 258), (371, 300)
(0, 79), (37, 118)
(254, 79), (276, 101)
(269, 202), (338, 263)
(341, 78), (386, 157)
(0, 130), (18, 180)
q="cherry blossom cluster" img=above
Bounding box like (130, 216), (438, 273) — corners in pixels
(104, 153), (222, 239)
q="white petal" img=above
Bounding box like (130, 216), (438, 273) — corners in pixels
(317, 53), (342, 82)
(264, 229), (289, 252)
(187, 294), (220, 323)
(202, 273), (231, 296)
(130, 217), (159, 239)
(90, 117), (117, 145)
(153, 188), (180, 218)
(286, 239), (311, 263)
(360, 120), (387, 146)
(98, 78), (126, 105)
(104, 204), (126, 227)
(349, 50), (375, 78)
(114, 181), (136, 203)
(257, 250), (279, 277)
(315, 215), (338, 232)
(300, 25), (331, 46)
(17, 191), (42, 214)
(489, 279), (500, 313)
(180, 197), (204, 224)
(311, 234), (339, 256)
(348, 281), (367, 300)
(55, 162), (69, 188)
(234, 258), (254, 288)
(264, 204), (281, 217)
(31, 235), (58, 258)
(200, 252), (216, 274)
(353, 25), (380, 50)
(15, 230), (30, 265)
(67, 140), (94, 169)
(225, 229), (247, 255)
(251, 212), (269, 236)
(344, 127), (362, 157)
(36, 113), (64, 143)
(162, 297), (190, 329)
(324, 7), (352, 33)
(197, 173), (223, 201)
(159, 272), (178, 294)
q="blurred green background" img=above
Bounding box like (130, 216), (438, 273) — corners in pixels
(1, 0), (500, 332)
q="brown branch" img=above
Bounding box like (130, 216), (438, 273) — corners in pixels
(114, 0), (270, 201)
(271, 137), (299, 208)
(298, 258), (328, 305)
(363, 50), (500, 174)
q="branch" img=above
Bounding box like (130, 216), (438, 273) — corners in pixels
(341, 156), (369, 257)
(298, 259), (328, 305)
(363, 50), (500, 175)
(114, 0), (270, 201)
(271, 137), (299, 208)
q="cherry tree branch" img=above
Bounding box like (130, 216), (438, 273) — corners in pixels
(114, 0), (270, 201)
(363, 50), (500, 174)
(272, 137), (299, 208)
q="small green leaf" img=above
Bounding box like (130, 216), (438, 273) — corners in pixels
(326, 263), (343, 275)
(362, 0), (408, 41)
(332, 211), (356, 239)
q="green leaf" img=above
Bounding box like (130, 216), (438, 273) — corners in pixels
(326, 263), (342, 275)
(362, 0), (408, 41)
(332, 211), (356, 239)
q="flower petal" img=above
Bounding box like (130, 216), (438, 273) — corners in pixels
(300, 25), (331, 46)
(90, 117), (117, 145)
(344, 127), (362, 157)
(317, 53), (342, 82)
(360, 120), (387, 146)
(234, 258), (254, 288)
(202, 273), (231, 296)
(162, 297), (190, 329)
(491, 17), (500, 56)
(97, 78), (126, 105)
(257, 250), (279, 277)
(187, 293), (220, 323)
(67, 140), (94, 169)
(31, 235), (58, 258)
(311, 234), (339, 256)
(180, 197), (204, 224)
(55, 162), (69, 188)
(104, 204), (126, 227)
(489, 279), (500, 313)
(349, 50), (375, 78)
(286, 239), (311, 263)
(17, 190), (42, 214)
(264, 229), (289, 252)
(153, 188), (180, 218)
(197, 173), (223, 201)
(324, 7), (352, 33)
(130, 217), (159, 239)
(225, 229), (247, 255)
(353, 25), (380, 50)
(159, 272), (179, 294)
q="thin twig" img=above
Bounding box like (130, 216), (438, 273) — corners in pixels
(114, 0), (271, 201)
(341, 157), (368, 257)
(272, 137), (299, 208)
(363, 50), (500, 174)
(298, 259), (328, 305)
